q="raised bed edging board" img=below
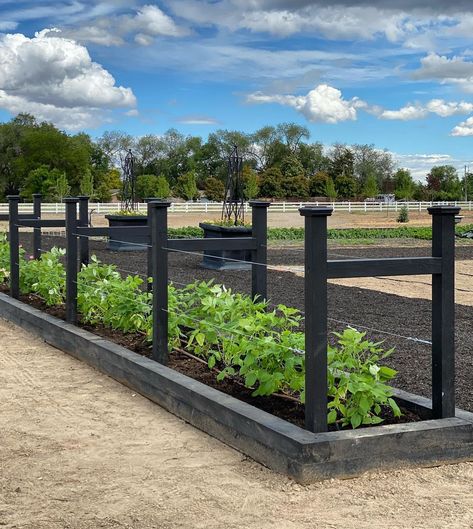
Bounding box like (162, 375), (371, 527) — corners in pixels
(1, 292), (472, 483)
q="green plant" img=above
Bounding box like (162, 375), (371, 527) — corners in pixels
(327, 328), (400, 428)
(20, 247), (66, 305)
(203, 177), (225, 202)
(397, 205), (409, 223)
(0, 232), (10, 282)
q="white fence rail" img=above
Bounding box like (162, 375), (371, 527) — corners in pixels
(0, 200), (472, 215)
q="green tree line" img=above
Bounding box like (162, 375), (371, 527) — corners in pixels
(0, 113), (470, 202)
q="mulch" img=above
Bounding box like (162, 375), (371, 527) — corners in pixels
(15, 233), (473, 414)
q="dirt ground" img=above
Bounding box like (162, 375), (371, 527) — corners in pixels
(0, 318), (472, 529)
(2, 208), (472, 231)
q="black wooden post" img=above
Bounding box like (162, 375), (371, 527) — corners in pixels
(65, 198), (79, 324)
(7, 195), (20, 299)
(150, 200), (171, 364)
(428, 205), (460, 419)
(145, 197), (157, 291)
(78, 196), (90, 266)
(32, 193), (42, 260)
(250, 200), (270, 301)
(300, 206), (333, 433)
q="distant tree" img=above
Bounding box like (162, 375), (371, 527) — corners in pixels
(325, 177), (337, 200)
(280, 154), (305, 179)
(328, 144), (355, 181)
(175, 171), (199, 201)
(280, 174), (309, 198)
(203, 177), (225, 201)
(242, 166), (259, 200)
(426, 165), (462, 200)
(80, 169), (95, 199)
(51, 172), (71, 201)
(393, 168), (415, 200)
(334, 173), (357, 199)
(309, 171), (329, 196)
(259, 166), (284, 198)
(136, 174), (170, 200)
(362, 173), (379, 198)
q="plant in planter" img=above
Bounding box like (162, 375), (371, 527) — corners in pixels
(200, 145), (253, 270)
(105, 150), (149, 251)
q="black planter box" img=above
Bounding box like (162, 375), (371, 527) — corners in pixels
(105, 215), (148, 251)
(0, 292), (471, 483)
(199, 223), (252, 270)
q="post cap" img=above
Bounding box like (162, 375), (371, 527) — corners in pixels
(299, 206), (333, 217)
(149, 199), (172, 208)
(32, 193), (42, 198)
(63, 197), (79, 203)
(427, 206), (461, 216)
(6, 195), (20, 201)
(249, 200), (271, 208)
(77, 195), (89, 200)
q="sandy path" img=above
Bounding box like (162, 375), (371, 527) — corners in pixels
(0, 318), (472, 529)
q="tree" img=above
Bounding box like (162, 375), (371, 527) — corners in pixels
(203, 177), (225, 201)
(51, 172), (71, 201)
(80, 169), (95, 198)
(393, 168), (415, 200)
(426, 165), (462, 200)
(334, 173), (357, 199)
(325, 177), (337, 200)
(328, 144), (355, 182)
(259, 166), (284, 198)
(276, 122), (310, 154)
(242, 166), (259, 199)
(135, 174), (170, 200)
(309, 171), (329, 197)
(280, 154), (305, 179)
(175, 171), (199, 201)
(362, 173), (379, 198)
(280, 174), (309, 198)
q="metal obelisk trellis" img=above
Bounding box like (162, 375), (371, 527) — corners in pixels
(222, 145), (245, 225)
(121, 149), (137, 212)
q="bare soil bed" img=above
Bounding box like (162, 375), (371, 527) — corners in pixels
(15, 233), (473, 415)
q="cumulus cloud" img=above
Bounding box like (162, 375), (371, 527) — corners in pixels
(0, 29), (136, 130)
(379, 98), (473, 120)
(247, 84), (364, 123)
(451, 117), (473, 136)
(411, 53), (473, 92)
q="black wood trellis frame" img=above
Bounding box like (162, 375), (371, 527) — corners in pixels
(6, 197), (460, 434)
(300, 205), (460, 432)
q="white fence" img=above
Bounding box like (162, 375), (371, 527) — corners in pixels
(0, 200), (472, 215)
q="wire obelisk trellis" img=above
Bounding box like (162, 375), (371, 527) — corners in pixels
(121, 149), (137, 212)
(222, 145), (245, 225)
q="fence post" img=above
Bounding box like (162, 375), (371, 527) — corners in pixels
(428, 205), (460, 419)
(150, 200), (171, 364)
(32, 193), (42, 260)
(7, 196), (20, 299)
(299, 206), (333, 433)
(78, 196), (89, 266)
(144, 197), (159, 291)
(250, 201), (270, 302)
(65, 198), (79, 324)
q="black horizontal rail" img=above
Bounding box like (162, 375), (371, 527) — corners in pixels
(17, 219), (66, 228)
(327, 257), (442, 278)
(166, 237), (257, 252)
(75, 227), (113, 237)
(0, 213), (39, 221)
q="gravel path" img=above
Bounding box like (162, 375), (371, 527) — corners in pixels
(1, 318), (472, 529)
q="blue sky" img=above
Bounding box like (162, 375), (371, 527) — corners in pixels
(1, 1), (473, 179)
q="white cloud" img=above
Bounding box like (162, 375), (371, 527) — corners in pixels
(451, 117), (473, 136)
(392, 152), (459, 180)
(61, 4), (189, 46)
(379, 99), (473, 120)
(380, 104), (428, 120)
(411, 53), (473, 92)
(0, 30), (136, 130)
(176, 115), (220, 125)
(247, 84), (363, 123)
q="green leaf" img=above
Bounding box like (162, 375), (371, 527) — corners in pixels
(208, 356), (216, 369)
(327, 410), (338, 424)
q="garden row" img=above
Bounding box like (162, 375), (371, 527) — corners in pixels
(0, 235), (401, 429)
(169, 223), (473, 241)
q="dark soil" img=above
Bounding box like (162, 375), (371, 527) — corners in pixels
(14, 233), (473, 414)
